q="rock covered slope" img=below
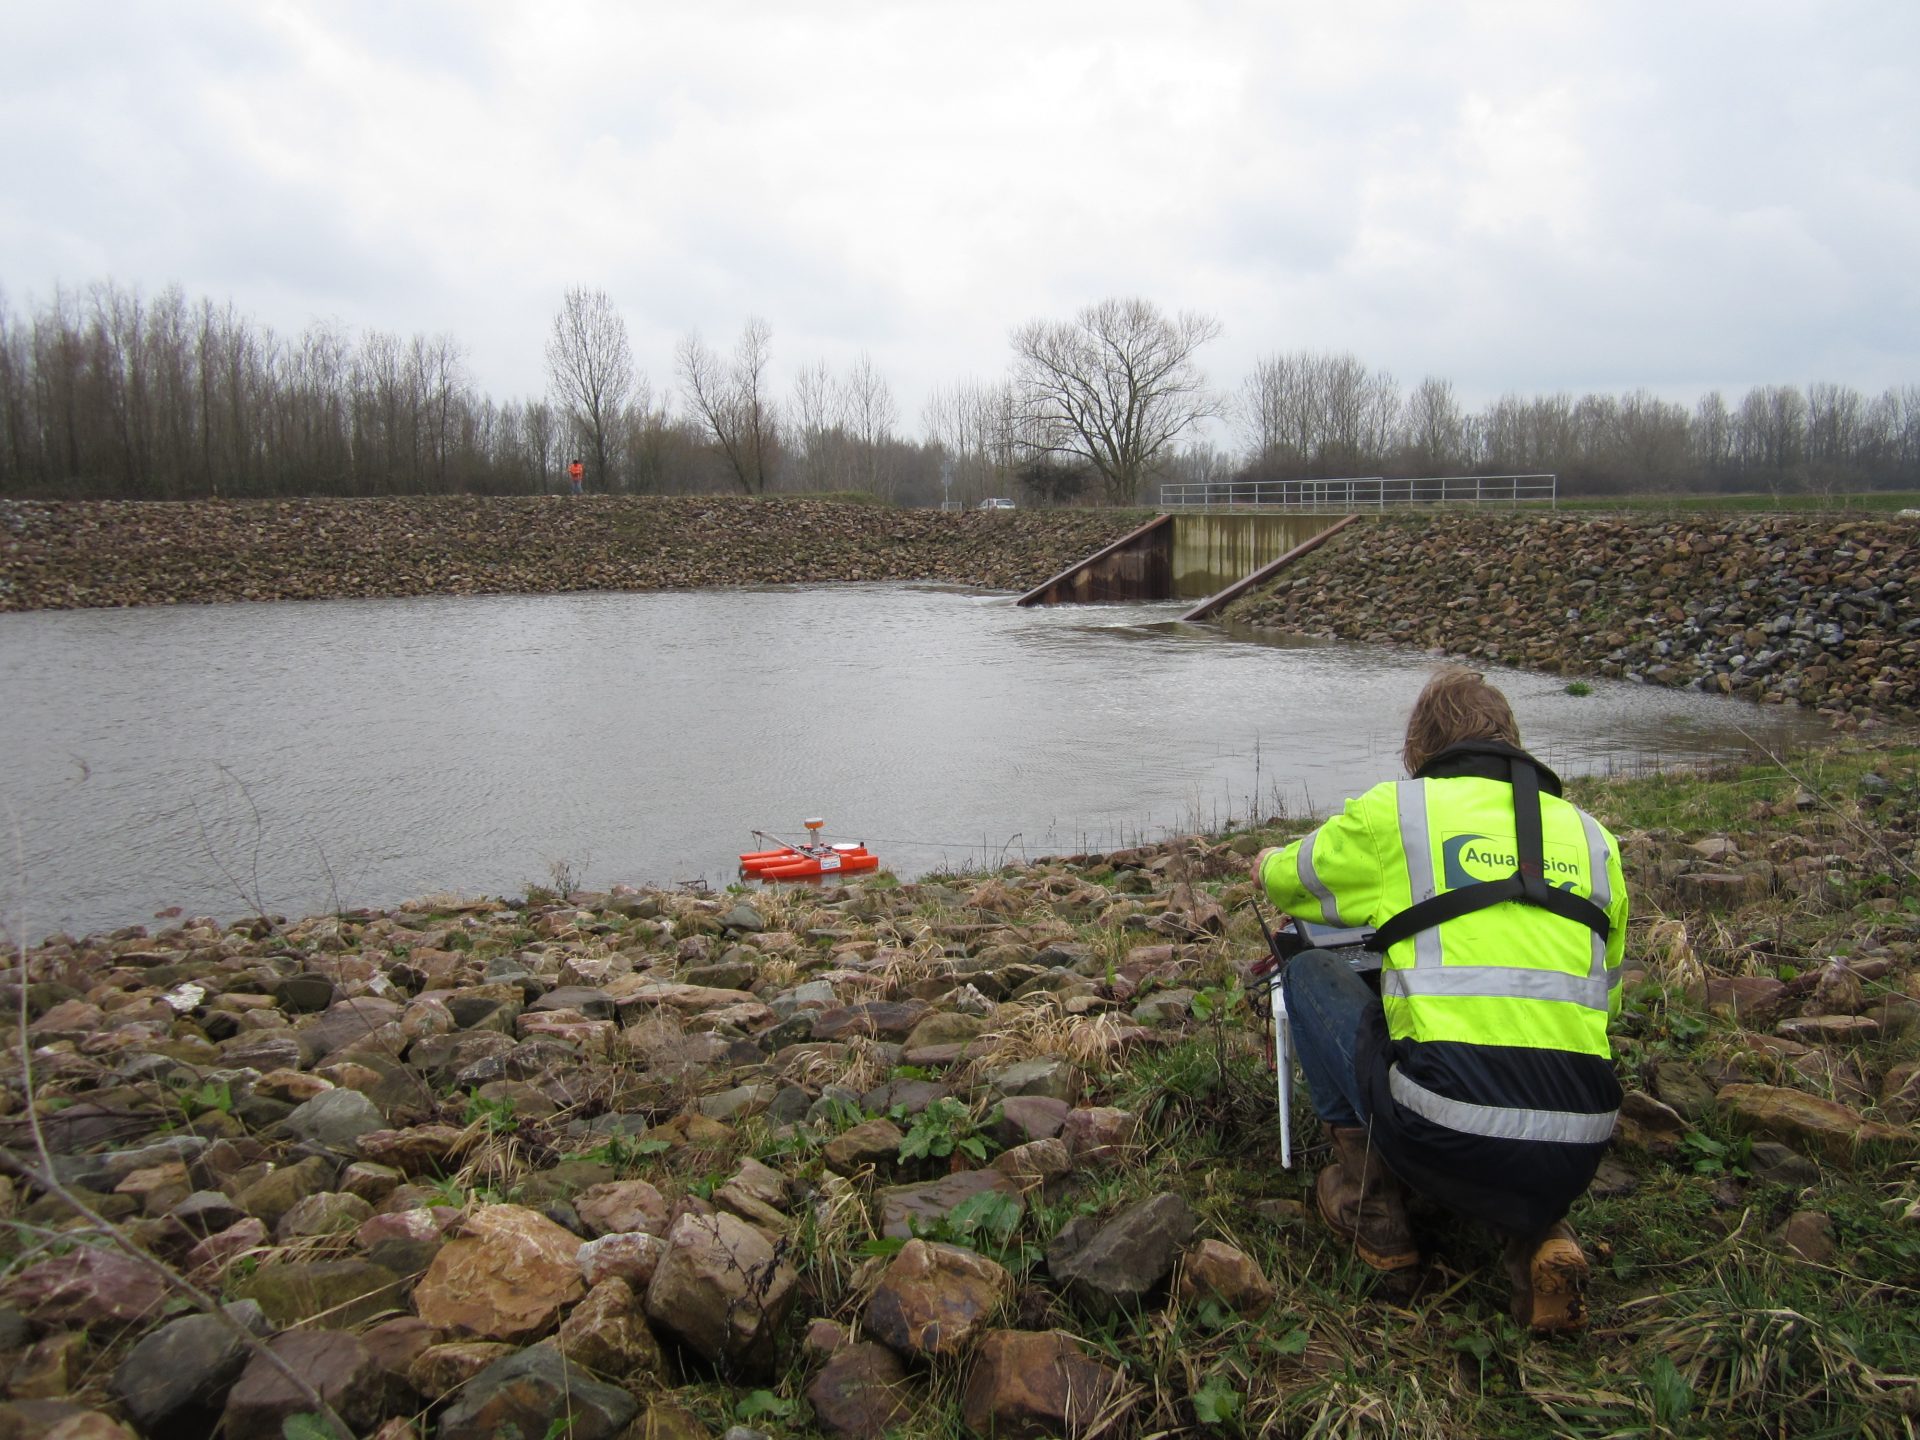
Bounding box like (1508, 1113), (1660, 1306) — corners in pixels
(1227, 511), (1919, 719)
(3, 737), (1918, 1439)
(0, 497), (1144, 611)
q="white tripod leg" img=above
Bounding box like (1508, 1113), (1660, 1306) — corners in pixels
(1270, 973), (1293, 1169)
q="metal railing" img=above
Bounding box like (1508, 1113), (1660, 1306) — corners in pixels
(1157, 474), (1557, 511)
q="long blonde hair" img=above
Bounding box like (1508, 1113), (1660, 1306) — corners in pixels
(1403, 667), (1520, 775)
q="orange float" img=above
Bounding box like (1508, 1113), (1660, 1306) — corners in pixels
(740, 818), (880, 880)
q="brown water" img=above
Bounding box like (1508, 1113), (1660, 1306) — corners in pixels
(0, 583), (1828, 938)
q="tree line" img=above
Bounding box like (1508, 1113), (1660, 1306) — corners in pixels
(2, 279), (1915, 506)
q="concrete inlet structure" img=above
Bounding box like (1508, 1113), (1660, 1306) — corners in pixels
(1018, 512), (1356, 617)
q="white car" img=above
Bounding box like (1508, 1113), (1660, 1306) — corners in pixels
(978, 497), (1017, 511)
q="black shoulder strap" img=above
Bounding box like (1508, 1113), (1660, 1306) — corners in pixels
(1364, 757), (1611, 954)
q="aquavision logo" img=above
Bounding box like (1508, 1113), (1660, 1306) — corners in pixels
(1442, 833), (1583, 891)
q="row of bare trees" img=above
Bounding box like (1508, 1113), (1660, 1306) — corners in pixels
(4, 279), (1917, 504)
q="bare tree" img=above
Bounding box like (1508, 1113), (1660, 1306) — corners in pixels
(1010, 297), (1221, 504)
(545, 287), (634, 492)
(1396, 375), (1462, 475)
(1734, 384), (1808, 490)
(1691, 391), (1733, 485)
(1239, 350), (1397, 478)
(844, 353), (898, 499)
(677, 318), (780, 494)
(923, 379), (1020, 507)
(791, 358), (849, 491)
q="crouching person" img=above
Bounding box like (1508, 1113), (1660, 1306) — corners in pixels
(1254, 668), (1629, 1334)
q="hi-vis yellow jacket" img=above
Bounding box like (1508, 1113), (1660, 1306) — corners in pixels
(1259, 740), (1629, 1230)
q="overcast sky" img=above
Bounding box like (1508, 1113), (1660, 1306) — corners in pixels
(4, 1), (1917, 441)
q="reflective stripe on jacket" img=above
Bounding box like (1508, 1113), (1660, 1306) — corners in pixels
(1260, 743), (1627, 1060)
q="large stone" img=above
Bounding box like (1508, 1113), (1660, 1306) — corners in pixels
(436, 1345), (638, 1440)
(878, 1170), (1024, 1240)
(8, 1330), (89, 1399)
(228, 1259), (406, 1330)
(901, 1011), (990, 1053)
(1060, 1106), (1138, 1160)
(5, 1246), (166, 1327)
(356, 1124), (476, 1175)
(823, 1119), (906, 1176)
(221, 1330), (387, 1440)
(1777, 1014), (1881, 1045)
(1648, 1062), (1718, 1123)
(991, 1137), (1072, 1191)
(277, 1190), (375, 1241)
(961, 1329), (1134, 1439)
(415, 1205), (586, 1341)
(281, 1088), (387, 1149)
(574, 1179), (672, 1237)
(1718, 1082), (1920, 1164)
(1881, 1060), (1920, 1124)
(643, 1210), (798, 1378)
(1774, 1211), (1837, 1265)
(990, 1095), (1071, 1146)
(1176, 1239), (1274, 1316)
(811, 1001), (931, 1042)
(555, 1277), (666, 1380)
(805, 1342), (914, 1440)
(234, 1154), (335, 1228)
(1047, 1192), (1197, 1315)
(109, 1300), (272, 1430)
(297, 996), (406, 1063)
(988, 1058), (1080, 1104)
(864, 1240), (1011, 1358)
(408, 1342), (520, 1401)
(577, 1231), (667, 1289)
(1613, 1090), (1687, 1156)
(1695, 975), (1786, 1023)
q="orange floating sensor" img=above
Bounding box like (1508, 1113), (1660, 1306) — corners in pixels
(740, 819), (880, 880)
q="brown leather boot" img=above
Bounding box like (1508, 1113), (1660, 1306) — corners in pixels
(1315, 1126), (1418, 1272)
(1503, 1220), (1589, 1334)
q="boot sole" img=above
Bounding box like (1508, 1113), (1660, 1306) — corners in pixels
(1526, 1238), (1589, 1333)
(1315, 1177), (1419, 1273)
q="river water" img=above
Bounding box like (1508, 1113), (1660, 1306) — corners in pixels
(0, 584), (1828, 939)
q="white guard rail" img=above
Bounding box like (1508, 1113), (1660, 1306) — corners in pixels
(1158, 474), (1557, 511)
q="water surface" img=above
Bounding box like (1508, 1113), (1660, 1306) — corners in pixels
(0, 584), (1826, 938)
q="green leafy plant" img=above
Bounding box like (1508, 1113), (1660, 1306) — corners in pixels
(1565, 680), (1595, 696)
(463, 1093), (517, 1135)
(1680, 1130), (1750, 1177)
(737, 1389), (800, 1424)
(170, 1078), (234, 1121)
(898, 1097), (990, 1165)
(579, 1134), (670, 1168)
(942, 1189), (1025, 1250)
(283, 1414), (349, 1440)
(1189, 979), (1245, 1022)
(1643, 1353), (1695, 1429)
(1192, 1373), (1244, 1426)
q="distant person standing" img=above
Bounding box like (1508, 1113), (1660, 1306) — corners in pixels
(1254, 668), (1629, 1333)
(568, 459), (585, 496)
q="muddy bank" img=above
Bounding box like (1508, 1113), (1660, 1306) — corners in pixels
(0, 497), (1145, 612)
(1227, 511), (1920, 720)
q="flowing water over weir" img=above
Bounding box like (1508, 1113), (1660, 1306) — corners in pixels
(0, 584), (1829, 937)
(1017, 512), (1345, 614)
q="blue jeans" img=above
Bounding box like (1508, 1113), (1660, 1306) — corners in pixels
(1282, 949), (1377, 1128)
